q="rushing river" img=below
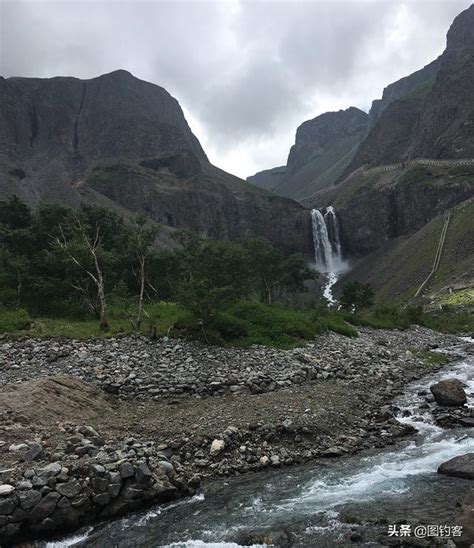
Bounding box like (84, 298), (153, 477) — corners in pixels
(45, 340), (473, 548)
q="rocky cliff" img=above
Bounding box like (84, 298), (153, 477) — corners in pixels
(248, 107), (368, 200)
(302, 4), (474, 303)
(367, 57), (441, 129)
(330, 165), (474, 256)
(348, 4), (474, 173)
(0, 70), (313, 256)
(246, 166), (286, 192)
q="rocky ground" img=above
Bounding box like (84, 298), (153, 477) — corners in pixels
(0, 327), (472, 545)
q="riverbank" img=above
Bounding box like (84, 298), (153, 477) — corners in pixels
(0, 327), (472, 545)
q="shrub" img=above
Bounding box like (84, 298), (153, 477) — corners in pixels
(0, 308), (31, 333)
(340, 281), (375, 311)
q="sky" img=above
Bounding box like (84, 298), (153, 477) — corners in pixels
(0, 0), (471, 178)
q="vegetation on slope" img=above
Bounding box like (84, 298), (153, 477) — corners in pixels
(0, 196), (360, 347)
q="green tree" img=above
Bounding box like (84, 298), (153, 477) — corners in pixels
(0, 196), (35, 307)
(170, 231), (248, 322)
(127, 215), (159, 328)
(340, 281), (375, 311)
(243, 239), (315, 304)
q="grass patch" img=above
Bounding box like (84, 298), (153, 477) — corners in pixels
(0, 308), (32, 333)
(399, 166), (434, 185)
(417, 349), (450, 367)
(1, 300), (358, 348)
(448, 165), (474, 177)
(3, 302), (192, 340)
(438, 289), (474, 308)
(424, 311), (474, 334)
(344, 305), (425, 330)
(212, 301), (357, 348)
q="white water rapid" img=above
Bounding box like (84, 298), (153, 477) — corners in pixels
(310, 206), (347, 303)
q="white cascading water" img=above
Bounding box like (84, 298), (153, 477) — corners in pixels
(311, 206), (346, 302)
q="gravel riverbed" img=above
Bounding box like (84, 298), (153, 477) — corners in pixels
(0, 327), (472, 545)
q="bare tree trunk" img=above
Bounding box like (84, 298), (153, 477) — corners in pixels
(263, 274), (272, 305)
(90, 236), (108, 330)
(56, 221), (109, 329)
(136, 255), (146, 329)
(16, 270), (22, 308)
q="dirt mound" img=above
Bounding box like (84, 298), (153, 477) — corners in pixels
(0, 374), (113, 424)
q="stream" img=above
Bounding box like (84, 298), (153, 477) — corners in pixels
(45, 340), (473, 548)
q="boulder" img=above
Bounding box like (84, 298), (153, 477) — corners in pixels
(438, 453), (474, 480)
(56, 480), (82, 498)
(454, 488), (474, 548)
(430, 379), (467, 406)
(29, 491), (61, 522)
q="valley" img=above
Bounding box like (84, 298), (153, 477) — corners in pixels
(0, 3), (473, 547)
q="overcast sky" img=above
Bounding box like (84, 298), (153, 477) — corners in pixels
(1, 0), (471, 178)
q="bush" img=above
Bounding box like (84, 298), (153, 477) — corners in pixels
(340, 281), (375, 311)
(0, 308), (31, 333)
(345, 305), (426, 330)
(210, 313), (249, 341)
(319, 314), (358, 337)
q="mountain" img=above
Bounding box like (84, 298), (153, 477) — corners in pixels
(247, 166), (286, 192)
(367, 57), (442, 129)
(247, 107), (368, 200)
(303, 5), (474, 304)
(347, 4), (474, 172)
(0, 70), (313, 256)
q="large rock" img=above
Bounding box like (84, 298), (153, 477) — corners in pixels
(430, 379), (467, 406)
(438, 453), (474, 479)
(454, 488), (474, 548)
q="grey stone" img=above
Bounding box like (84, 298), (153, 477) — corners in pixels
(56, 480), (82, 498)
(158, 461), (175, 476)
(0, 485), (15, 496)
(39, 462), (62, 477)
(16, 480), (33, 490)
(430, 379), (467, 406)
(0, 497), (16, 515)
(25, 443), (44, 462)
(93, 493), (111, 506)
(91, 477), (108, 493)
(438, 453), (474, 479)
(30, 491), (61, 521)
(19, 489), (42, 510)
(135, 462), (153, 485)
(107, 482), (121, 498)
(119, 462), (134, 479)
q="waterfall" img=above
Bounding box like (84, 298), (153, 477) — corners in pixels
(311, 206), (346, 302)
(310, 207), (344, 273)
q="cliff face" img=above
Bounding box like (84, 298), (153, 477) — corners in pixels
(333, 167), (474, 256)
(246, 166), (286, 192)
(248, 107), (368, 200)
(0, 71), (313, 256)
(348, 4), (474, 173)
(305, 161), (474, 261)
(367, 57), (441, 128)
